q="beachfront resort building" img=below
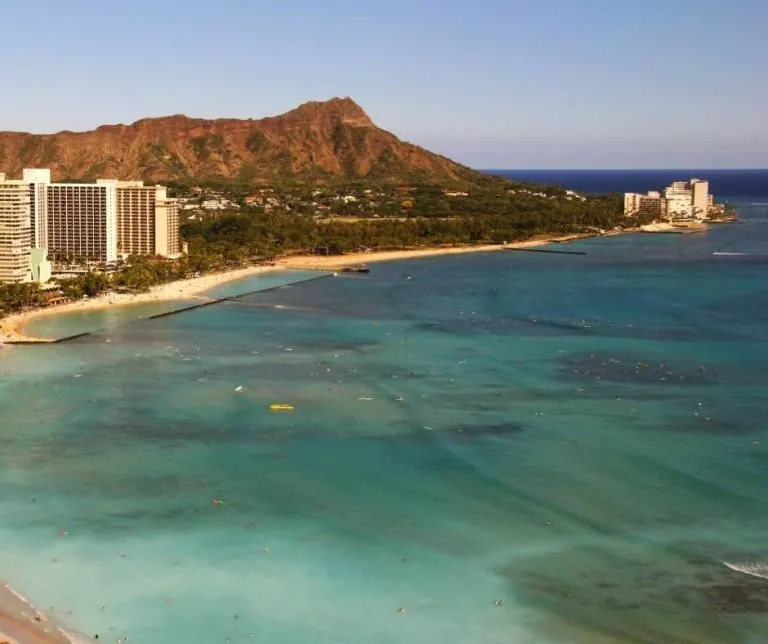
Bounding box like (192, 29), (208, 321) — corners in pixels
(0, 169), (182, 274)
(47, 180), (119, 264)
(624, 178), (722, 221)
(24, 168), (50, 249)
(0, 177), (33, 282)
(116, 182), (181, 257)
(0, 174), (52, 283)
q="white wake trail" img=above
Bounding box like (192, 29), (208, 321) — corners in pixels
(723, 561), (768, 580)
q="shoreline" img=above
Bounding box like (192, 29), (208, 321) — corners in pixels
(0, 264), (285, 343)
(0, 235), (583, 343)
(0, 583), (93, 644)
(274, 233), (593, 271)
(0, 224), (713, 343)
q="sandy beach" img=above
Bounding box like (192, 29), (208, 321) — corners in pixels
(0, 264), (285, 343)
(0, 584), (93, 644)
(275, 235), (590, 271)
(1, 233), (600, 344)
(276, 243), (507, 270)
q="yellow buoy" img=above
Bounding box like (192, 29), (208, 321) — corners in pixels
(269, 404), (294, 411)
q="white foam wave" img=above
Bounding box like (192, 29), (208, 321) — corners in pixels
(2, 583), (94, 643)
(3, 582), (34, 608)
(723, 561), (768, 579)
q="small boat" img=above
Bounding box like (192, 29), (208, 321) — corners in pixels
(341, 263), (370, 274)
(269, 403), (294, 411)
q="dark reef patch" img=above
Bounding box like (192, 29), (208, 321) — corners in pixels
(444, 422), (525, 438)
(672, 579), (768, 613)
(557, 351), (724, 387)
(671, 414), (757, 435)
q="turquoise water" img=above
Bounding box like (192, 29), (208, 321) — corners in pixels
(2, 205), (768, 643)
(22, 269), (322, 340)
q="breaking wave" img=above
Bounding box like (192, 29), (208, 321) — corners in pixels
(722, 561), (768, 580)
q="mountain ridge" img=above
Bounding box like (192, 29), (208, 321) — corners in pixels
(0, 97), (488, 185)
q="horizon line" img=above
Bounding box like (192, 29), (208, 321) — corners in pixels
(479, 167), (768, 171)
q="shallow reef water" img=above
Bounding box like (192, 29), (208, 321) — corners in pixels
(1, 202), (768, 643)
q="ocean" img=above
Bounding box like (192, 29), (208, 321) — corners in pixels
(487, 169), (768, 198)
(1, 170), (768, 643)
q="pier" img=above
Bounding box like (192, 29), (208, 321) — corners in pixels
(340, 263), (370, 273)
(3, 331), (92, 345)
(506, 247), (587, 256)
(146, 273), (333, 320)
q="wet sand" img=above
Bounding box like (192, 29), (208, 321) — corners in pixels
(0, 584), (92, 644)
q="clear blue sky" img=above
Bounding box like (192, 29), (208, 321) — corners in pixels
(1, 0), (765, 168)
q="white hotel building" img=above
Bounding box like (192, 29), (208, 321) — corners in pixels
(624, 178), (721, 221)
(0, 176), (33, 283)
(24, 168), (50, 249)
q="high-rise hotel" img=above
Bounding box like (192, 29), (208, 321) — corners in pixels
(24, 169), (50, 249)
(116, 181), (180, 257)
(47, 179), (119, 263)
(0, 175), (33, 283)
(0, 169), (182, 282)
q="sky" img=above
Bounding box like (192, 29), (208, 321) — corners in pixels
(0, 0), (766, 168)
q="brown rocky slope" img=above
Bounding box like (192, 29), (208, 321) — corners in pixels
(0, 97), (486, 185)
